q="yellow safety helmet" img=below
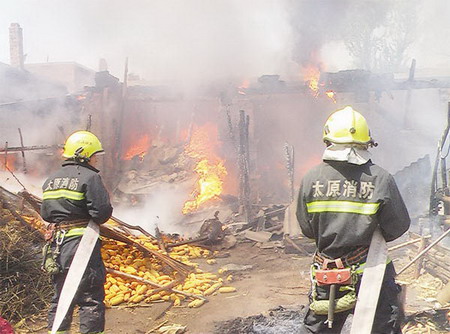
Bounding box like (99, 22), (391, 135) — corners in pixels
(62, 131), (104, 160)
(323, 106), (372, 145)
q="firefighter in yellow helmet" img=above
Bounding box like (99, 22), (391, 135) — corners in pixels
(41, 130), (112, 334)
(296, 106), (410, 333)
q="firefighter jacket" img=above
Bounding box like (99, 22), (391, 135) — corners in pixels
(41, 161), (113, 225)
(296, 160), (410, 259)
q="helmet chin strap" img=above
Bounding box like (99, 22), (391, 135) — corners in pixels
(73, 147), (91, 163)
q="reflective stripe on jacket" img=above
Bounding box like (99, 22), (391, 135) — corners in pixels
(41, 161), (113, 226)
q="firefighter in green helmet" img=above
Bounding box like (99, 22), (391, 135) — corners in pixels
(41, 130), (113, 334)
(296, 106), (410, 333)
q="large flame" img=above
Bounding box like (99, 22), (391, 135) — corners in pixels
(302, 64), (338, 103)
(123, 135), (151, 160)
(303, 65), (321, 97)
(182, 123), (227, 215)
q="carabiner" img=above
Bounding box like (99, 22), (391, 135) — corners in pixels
(55, 230), (66, 246)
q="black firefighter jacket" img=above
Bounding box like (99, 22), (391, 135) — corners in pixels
(41, 161), (113, 225)
(296, 160), (410, 259)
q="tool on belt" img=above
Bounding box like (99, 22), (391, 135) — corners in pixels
(309, 246), (368, 328)
(41, 221), (89, 275)
(41, 224), (64, 275)
(312, 258), (355, 328)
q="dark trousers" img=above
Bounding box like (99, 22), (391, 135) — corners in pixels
(301, 262), (403, 334)
(48, 237), (105, 334)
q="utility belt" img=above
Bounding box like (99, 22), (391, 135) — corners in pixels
(41, 220), (89, 275)
(309, 247), (369, 329)
(313, 246), (369, 269)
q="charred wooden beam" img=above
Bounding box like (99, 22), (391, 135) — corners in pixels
(0, 144), (61, 154)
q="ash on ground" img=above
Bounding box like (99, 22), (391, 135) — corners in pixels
(214, 305), (354, 334)
(214, 306), (305, 334)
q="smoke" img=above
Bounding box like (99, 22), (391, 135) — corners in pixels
(289, 0), (353, 68)
(112, 182), (199, 236)
(0, 0), (293, 89)
(0, 170), (45, 196)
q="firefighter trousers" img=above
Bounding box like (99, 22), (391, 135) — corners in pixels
(47, 237), (105, 334)
(301, 262), (403, 334)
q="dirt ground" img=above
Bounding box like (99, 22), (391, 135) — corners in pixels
(27, 238), (438, 334)
(104, 241), (311, 334)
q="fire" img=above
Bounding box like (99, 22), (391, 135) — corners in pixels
(325, 90), (337, 103)
(182, 123), (227, 215)
(303, 65), (321, 97)
(123, 135), (150, 160)
(1, 154), (17, 171)
(238, 79), (250, 95)
(182, 159), (227, 214)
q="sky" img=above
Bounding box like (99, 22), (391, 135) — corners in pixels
(1, 1), (450, 84)
(0, 0), (294, 84)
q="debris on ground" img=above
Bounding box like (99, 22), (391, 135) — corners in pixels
(213, 305), (305, 334)
(402, 307), (450, 333)
(0, 203), (52, 329)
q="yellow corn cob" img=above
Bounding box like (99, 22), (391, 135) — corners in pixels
(110, 285), (120, 293)
(203, 286), (218, 296)
(188, 299), (205, 308)
(123, 266), (138, 275)
(147, 293), (161, 301)
(130, 295), (145, 303)
(136, 285), (148, 295)
(219, 287), (237, 293)
(110, 296), (124, 306)
(108, 276), (117, 284)
(105, 293), (114, 301)
(157, 275), (171, 282)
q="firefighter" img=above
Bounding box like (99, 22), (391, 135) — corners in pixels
(296, 106), (410, 333)
(41, 130), (113, 334)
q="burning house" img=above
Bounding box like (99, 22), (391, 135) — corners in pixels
(4, 1), (450, 331)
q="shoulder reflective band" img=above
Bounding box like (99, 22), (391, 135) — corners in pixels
(43, 189), (85, 201)
(306, 200), (380, 215)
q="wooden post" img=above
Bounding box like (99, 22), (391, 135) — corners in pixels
(18, 128), (27, 173)
(403, 59), (416, 130)
(238, 110), (251, 222)
(4, 141), (8, 169)
(414, 236), (427, 279)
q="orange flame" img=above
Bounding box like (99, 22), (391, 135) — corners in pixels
(239, 79), (250, 89)
(303, 66), (321, 97)
(123, 135), (151, 160)
(182, 159), (227, 214)
(1, 154), (17, 171)
(325, 90), (337, 103)
(182, 123), (227, 214)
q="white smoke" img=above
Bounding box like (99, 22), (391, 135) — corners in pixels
(0, 0), (293, 87)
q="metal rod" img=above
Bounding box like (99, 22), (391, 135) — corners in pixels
(327, 284), (336, 328)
